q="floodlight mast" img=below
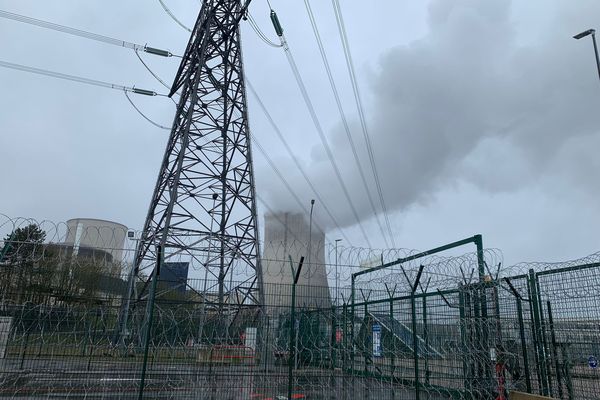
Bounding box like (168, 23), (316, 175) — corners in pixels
(573, 28), (600, 82)
(134, 0), (263, 315)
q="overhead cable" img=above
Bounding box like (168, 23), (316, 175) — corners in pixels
(247, 12), (282, 48)
(251, 134), (329, 238)
(135, 50), (171, 90)
(157, 0), (192, 32)
(134, 50), (180, 106)
(268, 9), (372, 248)
(332, 0), (396, 247)
(0, 59), (163, 96)
(123, 91), (171, 130)
(247, 80), (352, 247)
(0, 9), (175, 57)
(303, 0), (390, 247)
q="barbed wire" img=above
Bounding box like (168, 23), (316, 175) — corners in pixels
(2, 214), (599, 294)
(2, 214), (600, 398)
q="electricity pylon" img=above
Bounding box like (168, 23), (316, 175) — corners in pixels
(134, 0), (263, 313)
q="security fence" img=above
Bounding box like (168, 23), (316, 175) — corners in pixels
(1, 216), (600, 399)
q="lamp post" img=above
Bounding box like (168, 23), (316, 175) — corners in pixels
(573, 28), (600, 81)
(334, 239), (342, 306)
(118, 230), (140, 350)
(308, 199), (315, 273)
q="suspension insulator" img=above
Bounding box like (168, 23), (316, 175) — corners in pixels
(132, 88), (157, 96)
(144, 46), (172, 57)
(270, 10), (284, 37)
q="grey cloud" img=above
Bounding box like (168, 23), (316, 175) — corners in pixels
(262, 0), (600, 235)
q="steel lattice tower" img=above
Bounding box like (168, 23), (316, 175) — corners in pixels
(134, 0), (262, 310)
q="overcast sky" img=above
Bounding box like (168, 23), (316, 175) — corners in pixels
(0, 0), (599, 266)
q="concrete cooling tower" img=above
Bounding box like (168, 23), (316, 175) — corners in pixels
(262, 212), (331, 313)
(64, 218), (127, 269)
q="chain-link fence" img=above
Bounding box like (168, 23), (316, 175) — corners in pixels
(1, 215), (599, 399)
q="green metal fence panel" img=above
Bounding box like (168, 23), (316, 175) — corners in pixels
(2, 225), (600, 399)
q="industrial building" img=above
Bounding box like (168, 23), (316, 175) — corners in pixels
(160, 262), (190, 294)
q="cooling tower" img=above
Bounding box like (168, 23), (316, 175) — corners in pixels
(64, 218), (127, 266)
(262, 212), (331, 313)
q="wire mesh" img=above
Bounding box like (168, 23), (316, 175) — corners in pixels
(1, 214), (600, 399)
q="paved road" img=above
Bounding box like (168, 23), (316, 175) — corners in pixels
(0, 357), (453, 399)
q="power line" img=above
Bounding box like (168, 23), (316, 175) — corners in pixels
(0, 9), (180, 98)
(251, 134), (330, 238)
(247, 80), (353, 247)
(0, 57), (173, 130)
(0, 9), (175, 57)
(157, 0), (192, 32)
(302, 0), (390, 247)
(269, 15), (373, 248)
(134, 49), (177, 96)
(0, 59), (164, 96)
(331, 0), (396, 248)
(123, 91), (171, 130)
(247, 12), (282, 48)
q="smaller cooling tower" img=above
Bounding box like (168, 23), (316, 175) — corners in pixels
(64, 218), (127, 266)
(262, 212), (331, 313)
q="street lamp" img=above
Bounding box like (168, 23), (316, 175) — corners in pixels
(119, 230), (140, 350)
(334, 239), (342, 306)
(573, 28), (600, 81)
(307, 199), (315, 273)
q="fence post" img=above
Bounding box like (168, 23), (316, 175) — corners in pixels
(363, 295), (369, 376)
(81, 314), (89, 357)
(288, 279), (296, 400)
(138, 245), (162, 400)
(359, 288), (372, 400)
(331, 306), (336, 371)
(559, 344), (574, 400)
(36, 311), (44, 358)
(536, 279), (553, 398)
(471, 283), (484, 392)
(547, 301), (563, 399)
(342, 301), (348, 400)
(350, 275), (355, 376)
(528, 269), (549, 396)
(342, 301), (347, 373)
(384, 283), (396, 400)
(288, 256), (304, 400)
(411, 292), (420, 400)
(87, 308), (99, 371)
(19, 306), (31, 370)
(400, 264), (424, 400)
(475, 235), (494, 398)
(330, 305), (336, 400)
(458, 288), (470, 392)
(422, 295), (430, 386)
(516, 297), (532, 393)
